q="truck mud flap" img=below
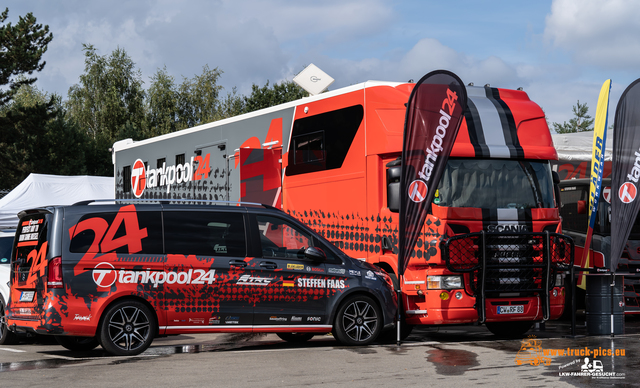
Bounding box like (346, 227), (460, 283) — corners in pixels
(441, 231), (574, 323)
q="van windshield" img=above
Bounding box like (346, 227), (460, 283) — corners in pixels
(436, 159), (555, 209)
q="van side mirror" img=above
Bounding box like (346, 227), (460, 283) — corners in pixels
(577, 200), (587, 214)
(305, 247), (326, 262)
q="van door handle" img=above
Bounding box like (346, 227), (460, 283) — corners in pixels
(229, 260), (247, 268)
(260, 261), (277, 269)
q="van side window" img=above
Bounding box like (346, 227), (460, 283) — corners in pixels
(69, 211), (163, 254)
(164, 212), (246, 257)
(255, 215), (339, 263)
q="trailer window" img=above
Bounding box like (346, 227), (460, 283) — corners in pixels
(286, 104), (363, 176)
(122, 165), (131, 194)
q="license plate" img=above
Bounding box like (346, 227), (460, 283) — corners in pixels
(19, 291), (35, 302)
(497, 305), (524, 314)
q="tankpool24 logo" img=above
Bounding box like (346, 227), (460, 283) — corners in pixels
(130, 153), (212, 197)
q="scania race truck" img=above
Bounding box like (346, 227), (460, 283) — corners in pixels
(112, 79), (572, 337)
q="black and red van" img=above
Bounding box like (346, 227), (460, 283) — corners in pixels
(6, 201), (397, 355)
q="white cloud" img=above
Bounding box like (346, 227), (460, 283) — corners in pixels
(544, 0), (640, 68)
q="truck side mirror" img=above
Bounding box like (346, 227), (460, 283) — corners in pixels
(386, 159), (401, 213)
(577, 200), (587, 214)
(552, 171), (562, 208)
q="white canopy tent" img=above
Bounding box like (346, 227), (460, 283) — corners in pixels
(551, 130), (613, 162)
(0, 174), (114, 229)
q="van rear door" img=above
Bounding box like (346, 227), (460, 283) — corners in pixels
(10, 210), (51, 321)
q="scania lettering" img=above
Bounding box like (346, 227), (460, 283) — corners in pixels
(110, 77), (572, 338)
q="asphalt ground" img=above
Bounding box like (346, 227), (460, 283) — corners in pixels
(1, 313), (639, 387)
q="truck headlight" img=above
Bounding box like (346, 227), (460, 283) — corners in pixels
(427, 275), (462, 290)
(555, 273), (564, 287)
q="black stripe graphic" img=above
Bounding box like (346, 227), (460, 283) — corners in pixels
(486, 87), (524, 158)
(464, 100), (490, 158)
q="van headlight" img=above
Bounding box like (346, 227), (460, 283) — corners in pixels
(427, 275), (462, 290)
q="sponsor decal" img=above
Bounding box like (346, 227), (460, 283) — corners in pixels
(328, 267), (346, 275)
(487, 224), (528, 232)
(282, 279), (295, 287)
(130, 153), (212, 197)
(225, 316), (240, 324)
(18, 219), (42, 242)
(73, 314), (92, 321)
(291, 316), (302, 322)
(349, 270), (361, 276)
(269, 316), (288, 322)
(189, 318), (205, 324)
(365, 271), (376, 280)
(92, 262), (118, 288)
(307, 316), (322, 322)
(306, 266), (324, 273)
(209, 316), (221, 324)
(91, 263), (216, 288)
(214, 244), (227, 254)
(603, 186), (611, 203)
(297, 278), (345, 289)
(237, 274), (272, 286)
(287, 263), (304, 271)
(619, 181), (637, 203)
(408, 179), (428, 203)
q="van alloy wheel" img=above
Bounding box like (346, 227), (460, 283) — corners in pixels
(100, 301), (155, 356)
(334, 295), (382, 346)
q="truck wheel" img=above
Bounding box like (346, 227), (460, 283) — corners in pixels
(99, 300), (155, 356)
(0, 296), (18, 345)
(485, 321), (534, 338)
(276, 333), (315, 343)
(333, 295), (382, 346)
(55, 335), (100, 351)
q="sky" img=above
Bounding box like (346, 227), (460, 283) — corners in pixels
(5, 0), (640, 129)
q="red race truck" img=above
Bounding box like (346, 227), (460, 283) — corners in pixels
(112, 78), (572, 337)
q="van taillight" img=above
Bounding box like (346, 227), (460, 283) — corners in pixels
(47, 257), (63, 288)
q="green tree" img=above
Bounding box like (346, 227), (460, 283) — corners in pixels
(176, 65), (225, 129)
(0, 8), (53, 106)
(553, 100), (594, 134)
(67, 44), (146, 140)
(242, 80), (307, 114)
(0, 83), (88, 187)
(147, 66), (178, 136)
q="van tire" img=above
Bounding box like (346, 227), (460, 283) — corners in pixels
(55, 335), (100, 351)
(485, 321), (534, 338)
(99, 300), (155, 356)
(276, 333), (315, 343)
(0, 296), (18, 345)
(333, 295), (382, 346)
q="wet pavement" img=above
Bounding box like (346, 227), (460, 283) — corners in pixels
(0, 314), (639, 387)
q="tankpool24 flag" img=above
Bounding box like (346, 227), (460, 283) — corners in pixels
(611, 78), (640, 272)
(398, 70), (467, 277)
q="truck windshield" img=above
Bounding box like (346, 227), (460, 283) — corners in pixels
(436, 159), (555, 209)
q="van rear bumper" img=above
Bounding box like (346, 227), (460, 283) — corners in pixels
(6, 318), (61, 336)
